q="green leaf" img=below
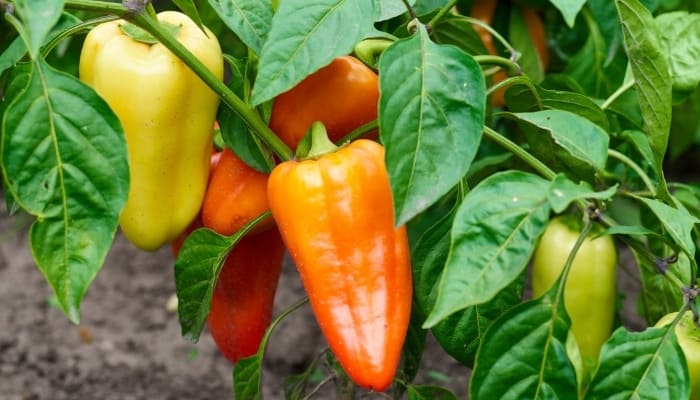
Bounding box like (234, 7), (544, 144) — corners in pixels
(406, 384), (458, 400)
(505, 84), (610, 131)
(374, 0), (411, 21)
(635, 250), (688, 324)
(11, 0), (64, 58)
(584, 326), (689, 399)
(208, 0), (272, 55)
(283, 350), (327, 399)
(0, 59), (129, 324)
(172, 0), (205, 31)
(233, 355), (262, 400)
(548, 175), (618, 213)
(672, 184), (700, 218)
(174, 228), (232, 341)
(470, 295), (578, 399)
(656, 11), (700, 94)
(509, 7), (544, 83)
(549, 0), (587, 27)
(395, 301), (428, 393)
(379, 26), (485, 225)
(251, 0), (376, 105)
(218, 56), (273, 173)
(615, 0), (672, 170)
(411, 201), (524, 366)
(233, 297), (308, 399)
(424, 171), (551, 327)
(0, 12), (82, 77)
(564, 10), (625, 98)
(432, 276), (525, 368)
(506, 109), (610, 171)
(620, 130), (659, 183)
(432, 14), (488, 56)
(636, 197), (699, 256)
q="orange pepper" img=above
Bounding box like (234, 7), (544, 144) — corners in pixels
(267, 139), (412, 391)
(268, 56), (379, 150)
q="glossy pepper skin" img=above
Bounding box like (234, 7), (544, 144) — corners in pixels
(656, 311), (700, 399)
(531, 216), (617, 371)
(470, 0), (549, 107)
(267, 139), (412, 391)
(79, 11), (224, 251)
(268, 56), (379, 150)
(207, 227), (285, 364)
(201, 148), (273, 235)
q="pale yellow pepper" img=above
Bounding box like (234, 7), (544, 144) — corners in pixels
(79, 11), (223, 251)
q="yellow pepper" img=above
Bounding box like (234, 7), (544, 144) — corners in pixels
(79, 11), (223, 251)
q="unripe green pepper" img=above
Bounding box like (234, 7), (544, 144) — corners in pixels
(531, 216), (617, 372)
(656, 311), (700, 399)
(79, 11), (223, 250)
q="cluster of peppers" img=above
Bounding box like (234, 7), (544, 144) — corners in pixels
(79, 11), (411, 392)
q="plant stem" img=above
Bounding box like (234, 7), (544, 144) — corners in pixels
(63, 0), (294, 162)
(554, 215), (594, 303)
(607, 149), (657, 196)
(486, 75), (543, 109)
(464, 16), (518, 62)
(482, 125), (556, 180)
(337, 119), (378, 145)
(601, 79), (635, 110)
(63, 0), (131, 17)
(427, 0), (458, 28)
(475, 54), (520, 76)
(41, 15), (119, 57)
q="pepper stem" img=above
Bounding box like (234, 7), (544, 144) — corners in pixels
(299, 122), (339, 160)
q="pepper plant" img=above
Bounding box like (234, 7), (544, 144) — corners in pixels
(1, 0), (700, 398)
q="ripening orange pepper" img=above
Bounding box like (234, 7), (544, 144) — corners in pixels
(201, 148), (273, 235)
(470, 0), (549, 107)
(206, 227), (285, 363)
(267, 138), (412, 392)
(268, 56), (379, 150)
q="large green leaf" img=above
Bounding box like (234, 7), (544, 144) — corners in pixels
(379, 26), (485, 225)
(251, 0), (376, 105)
(550, 0), (587, 27)
(635, 250), (688, 324)
(564, 9), (625, 98)
(10, 0), (64, 58)
(615, 0), (672, 173)
(374, 0), (411, 21)
(411, 202), (524, 366)
(636, 197), (699, 257)
(506, 109), (609, 172)
(174, 213), (269, 340)
(505, 84), (610, 131)
(656, 11), (700, 94)
(584, 327), (689, 399)
(431, 14), (488, 56)
(207, 0), (272, 55)
(509, 7), (544, 83)
(424, 171), (550, 327)
(470, 295), (579, 399)
(1, 59), (129, 323)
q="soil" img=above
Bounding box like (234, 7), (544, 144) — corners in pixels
(0, 205), (472, 400)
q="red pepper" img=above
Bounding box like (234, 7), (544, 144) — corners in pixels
(206, 227), (285, 363)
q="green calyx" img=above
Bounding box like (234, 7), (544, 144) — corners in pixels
(296, 121), (339, 160)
